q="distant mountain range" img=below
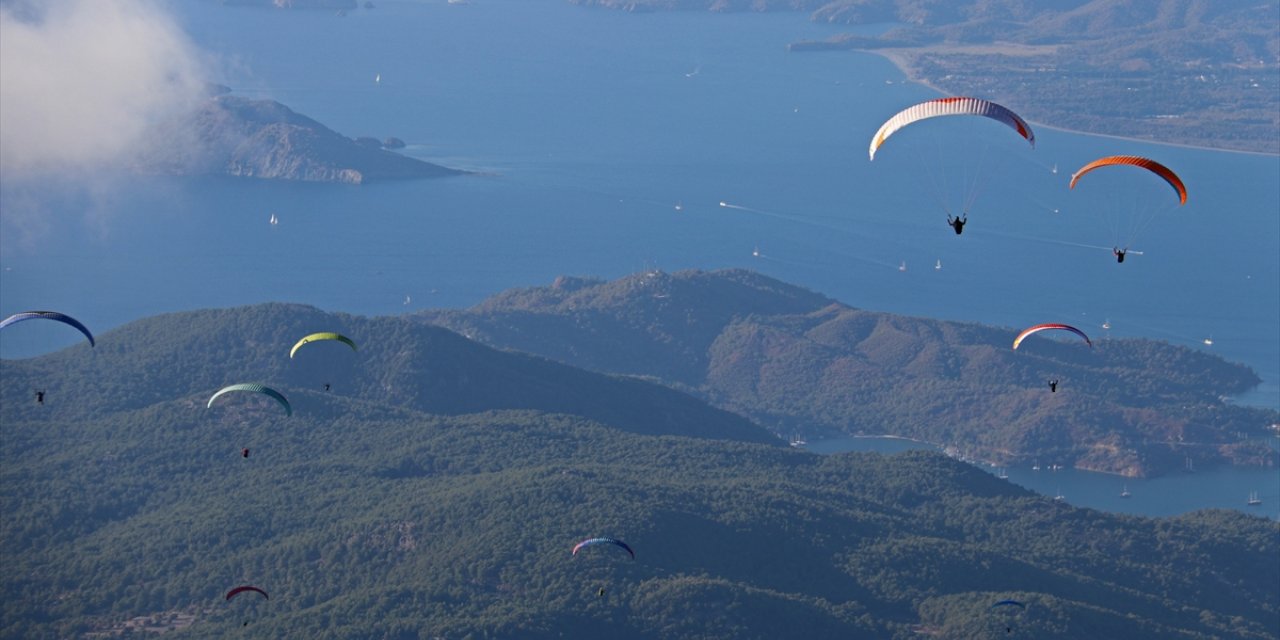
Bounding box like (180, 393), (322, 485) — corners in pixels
(140, 94), (461, 184)
(2, 300), (1277, 638)
(416, 269), (1278, 477)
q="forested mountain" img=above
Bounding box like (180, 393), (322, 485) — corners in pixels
(0, 303), (775, 445)
(3, 323), (1277, 638)
(417, 269), (1278, 476)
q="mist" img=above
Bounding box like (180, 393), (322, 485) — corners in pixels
(0, 0), (209, 175)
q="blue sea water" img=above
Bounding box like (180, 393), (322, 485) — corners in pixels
(808, 437), (1280, 521)
(1, 1), (1277, 511)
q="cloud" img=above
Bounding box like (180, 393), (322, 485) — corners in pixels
(0, 0), (210, 174)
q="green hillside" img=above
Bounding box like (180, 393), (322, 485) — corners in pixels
(417, 269), (1278, 477)
(2, 303), (1277, 638)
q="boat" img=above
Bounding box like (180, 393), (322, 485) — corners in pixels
(1102, 319), (1111, 330)
(1120, 484), (1131, 498)
(996, 468), (1008, 479)
(1053, 488), (1065, 501)
(898, 261), (907, 272)
(1248, 492), (1262, 506)
(269, 213), (278, 226)
(403, 295), (411, 306)
(1203, 335), (1214, 346)
(935, 259), (942, 270)
(789, 436), (807, 448)
(1051, 163), (1058, 174)
(375, 73), (381, 84)
(1032, 461), (1040, 471)
(752, 246), (760, 258)
(673, 202), (683, 212)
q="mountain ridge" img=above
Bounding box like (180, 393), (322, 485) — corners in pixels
(416, 268), (1277, 477)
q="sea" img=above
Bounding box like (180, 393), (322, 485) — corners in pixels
(807, 436), (1280, 521)
(2, 0), (1277, 518)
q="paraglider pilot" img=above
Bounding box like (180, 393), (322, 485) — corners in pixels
(947, 213), (967, 235)
(35, 390), (45, 405)
(242, 448), (250, 459)
(1113, 247), (1126, 263)
(1049, 380), (1058, 393)
(324, 383), (331, 392)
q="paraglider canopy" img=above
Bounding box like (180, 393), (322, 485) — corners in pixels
(225, 585), (268, 601)
(572, 537), (635, 559)
(289, 332), (358, 359)
(0, 311), (95, 347)
(869, 96), (1035, 161)
(1070, 155), (1186, 205)
(208, 384), (292, 417)
(1012, 324), (1093, 351)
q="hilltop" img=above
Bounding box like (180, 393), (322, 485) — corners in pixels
(140, 95), (462, 184)
(417, 269), (1278, 477)
(2, 305), (1277, 637)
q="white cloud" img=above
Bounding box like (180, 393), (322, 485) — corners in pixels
(0, 0), (210, 174)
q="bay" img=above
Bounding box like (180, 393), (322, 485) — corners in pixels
(2, 0), (1276, 407)
(809, 436), (1280, 521)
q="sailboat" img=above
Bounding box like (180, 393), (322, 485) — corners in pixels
(1203, 335), (1214, 346)
(752, 246), (760, 258)
(269, 213), (278, 226)
(934, 259), (942, 271)
(673, 202), (683, 212)
(1053, 488), (1065, 501)
(375, 73), (382, 84)
(996, 468), (1008, 479)
(1248, 492), (1262, 506)
(1120, 484), (1131, 498)
(1102, 319), (1111, 330)
(898, 261), (907, 272)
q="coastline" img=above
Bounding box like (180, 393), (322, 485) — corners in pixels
(864, 49), (1280, 159)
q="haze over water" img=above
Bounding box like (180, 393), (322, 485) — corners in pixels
(2, 1), (1277, 512)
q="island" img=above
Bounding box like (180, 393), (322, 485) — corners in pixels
(140, 94), (463, 184)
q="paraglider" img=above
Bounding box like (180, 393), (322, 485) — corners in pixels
(1012, 324), (1092, 351)
(1069, 155), (1186, 256)
(0, 311), (95, 347)
(1048, 380), (1058, 393)
(990, 599), (1026, 634)
(207, 384), (292, 417)
(226, 586), (268, 627)
(868, 97), (1035, 161)
(869, 97), (1034, 233)
(289, 332), (357, 359)
(572, 537), (635, 560)
(241, 448), (250, 459)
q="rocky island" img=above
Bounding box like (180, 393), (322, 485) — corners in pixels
(141, 94), (462, 184)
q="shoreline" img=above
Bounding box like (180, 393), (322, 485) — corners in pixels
(864, 49), (1280, 159)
